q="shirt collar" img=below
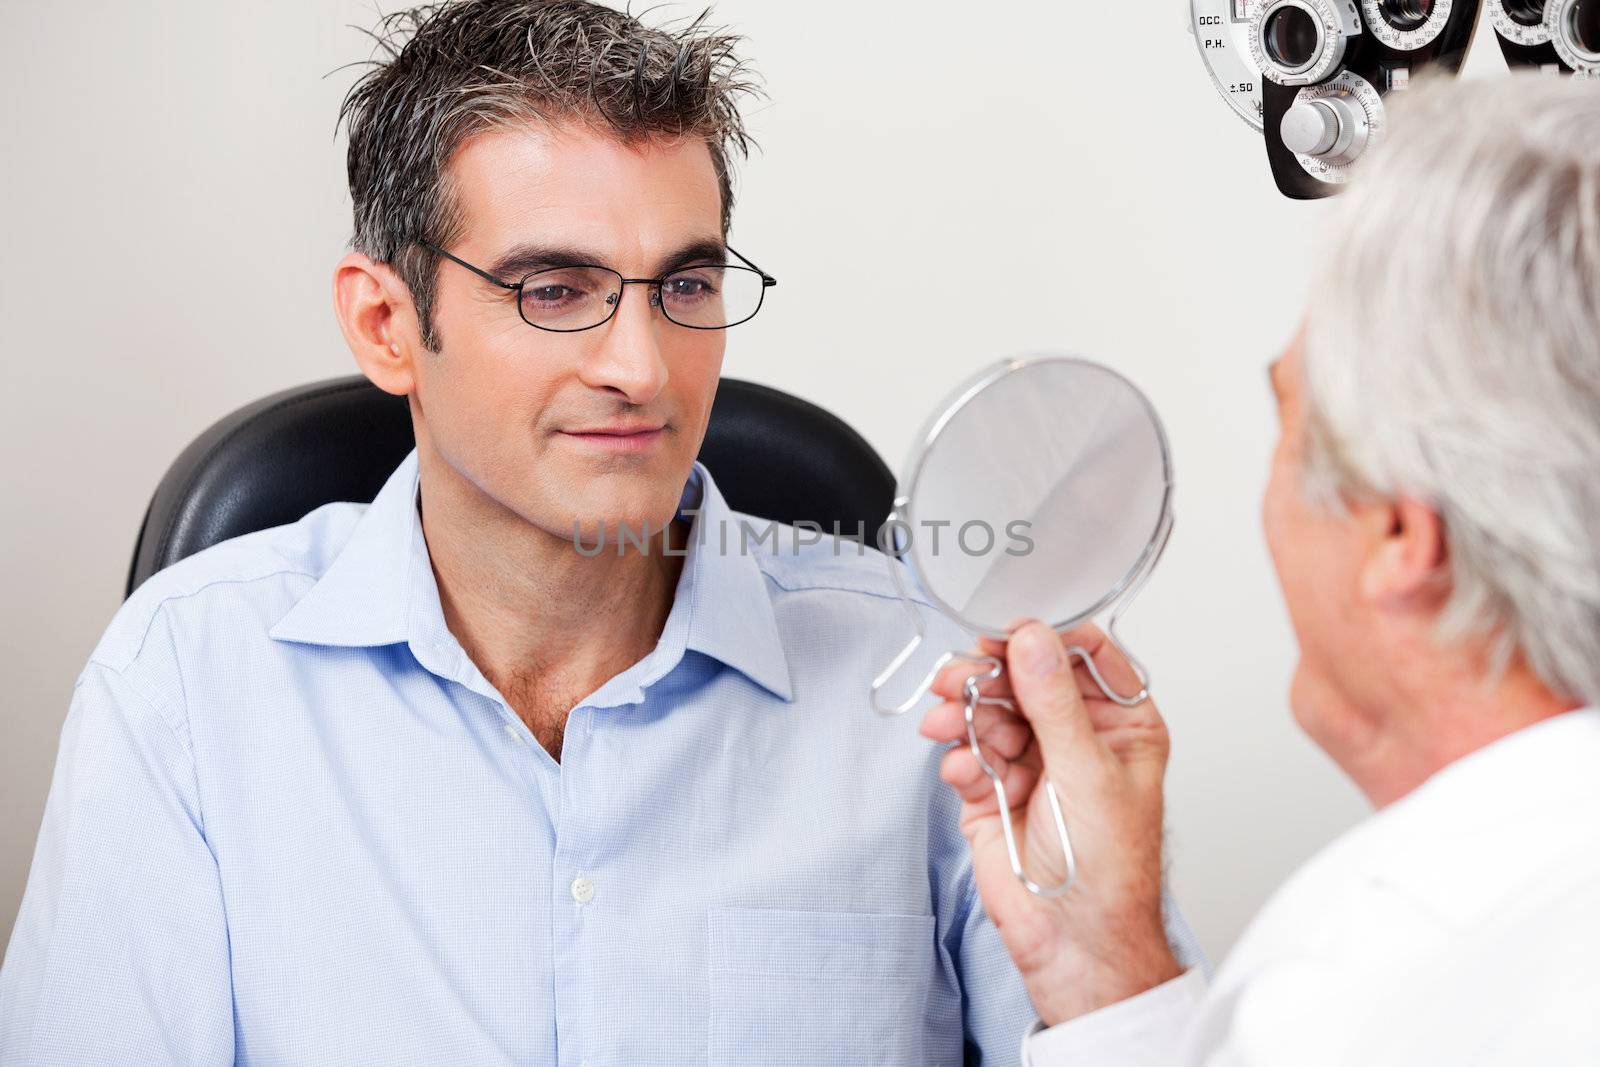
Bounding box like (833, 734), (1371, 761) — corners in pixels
(667, 462), (794, 700)
(268, 450), (793, 702)
(1338, 706), (1600, 921)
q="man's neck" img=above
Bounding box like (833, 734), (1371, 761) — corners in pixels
(415, 450), (688, 754)
(1337, 652), (1582, 809)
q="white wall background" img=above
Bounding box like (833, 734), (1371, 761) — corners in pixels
(0, 0), (1511, 964)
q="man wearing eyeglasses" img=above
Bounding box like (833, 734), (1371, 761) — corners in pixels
(0, 2), (1200, 1064)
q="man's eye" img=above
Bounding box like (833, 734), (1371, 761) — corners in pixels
(526, 285), (579, 305)
(663, 271), (722, 301)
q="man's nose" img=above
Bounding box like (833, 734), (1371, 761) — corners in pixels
(576, 282), (669, 405)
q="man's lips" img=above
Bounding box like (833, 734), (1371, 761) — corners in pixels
(556, 422), (668, 453)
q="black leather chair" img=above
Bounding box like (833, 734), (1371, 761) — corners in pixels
(126, 375), (895, 597)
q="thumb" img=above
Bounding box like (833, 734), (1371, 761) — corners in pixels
(1005, 621), (1102, 773)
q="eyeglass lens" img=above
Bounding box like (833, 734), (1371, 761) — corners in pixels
(516, 264), (766, 331)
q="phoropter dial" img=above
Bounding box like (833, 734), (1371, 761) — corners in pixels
(1281, 70), (1386, 182)
(1281, 96), (1367, 163)
(1491, 0), (1555, 47)
(1251, 0), (1364, 86)
(1360, 0), (1459, 49)
(1546, 0), (1600, 73)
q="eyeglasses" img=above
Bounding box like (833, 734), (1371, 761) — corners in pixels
(421, 240), (777, 333)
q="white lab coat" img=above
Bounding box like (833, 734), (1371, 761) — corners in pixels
(1022, 707), (1600, 1066)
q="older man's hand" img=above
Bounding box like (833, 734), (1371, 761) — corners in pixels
(919, 620), (1182, 1026)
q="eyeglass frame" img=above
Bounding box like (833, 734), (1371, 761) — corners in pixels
(418, 239), (778, 333)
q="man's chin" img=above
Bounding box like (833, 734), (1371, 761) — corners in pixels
(1287, 662), (1350, 756)
(534, 447), (695, 543)
(560, 491), (688, 546)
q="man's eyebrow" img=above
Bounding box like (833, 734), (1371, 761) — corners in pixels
(487, 238), (729, 282)
(488, 244), (605, 281)
(656, 239), (730, 275)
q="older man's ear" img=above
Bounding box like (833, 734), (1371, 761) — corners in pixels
(333, 250), (424, 397)
(1357, 496), (1449, 610)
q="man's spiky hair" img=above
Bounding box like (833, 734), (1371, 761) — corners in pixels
(338, 0), (761, 349)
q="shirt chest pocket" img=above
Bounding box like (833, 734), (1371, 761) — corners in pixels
(707, 907), (936, 1067)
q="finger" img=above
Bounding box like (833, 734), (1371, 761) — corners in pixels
(940, 669), (1161, 736)
(929, 639), (1010, 700)
(974, 706), (1033, 762)
(965, 664), (1127, 706)
(1056, 622), (1147, 701)
(920, 693), (1022, 746)
(921, 690), (1034, 759)
(919, 699), (967, 743)
(1002, 620), (1107, 776)
(940, 745), (1001, 807)
(934, 651), (1132, 707)
(935, 664), (1013, 705)
(940, 744), (1037, 814)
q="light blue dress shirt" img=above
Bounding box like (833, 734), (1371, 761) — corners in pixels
(2, 450), (1201, 1066)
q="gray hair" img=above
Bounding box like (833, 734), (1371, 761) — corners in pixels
(1301, 73), (1600, 706)
(337, 0), (761, 350)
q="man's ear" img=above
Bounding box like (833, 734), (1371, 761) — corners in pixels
(332, 251), (426, 396)
(1357, 496), (1449, 608)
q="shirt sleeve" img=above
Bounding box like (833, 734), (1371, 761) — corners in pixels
(0, 660), (234, 1066)
(952, 871), (1051, 1065)
(1020, 967), (1209, 1067)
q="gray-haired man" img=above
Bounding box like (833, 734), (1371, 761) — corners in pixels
(926, 74), (1600, 1065)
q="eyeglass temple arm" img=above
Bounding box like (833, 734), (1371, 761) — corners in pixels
(419, 241), (520, 291)
(726, 244), (777, 287)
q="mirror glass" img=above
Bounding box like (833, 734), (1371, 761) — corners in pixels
(901, 356), (1172, 636)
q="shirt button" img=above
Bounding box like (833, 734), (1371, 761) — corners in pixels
(571, 875), (595, 905)
(503, 722), (528, 744)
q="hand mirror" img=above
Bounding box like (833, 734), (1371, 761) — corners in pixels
(870, 354), (1175, 898)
